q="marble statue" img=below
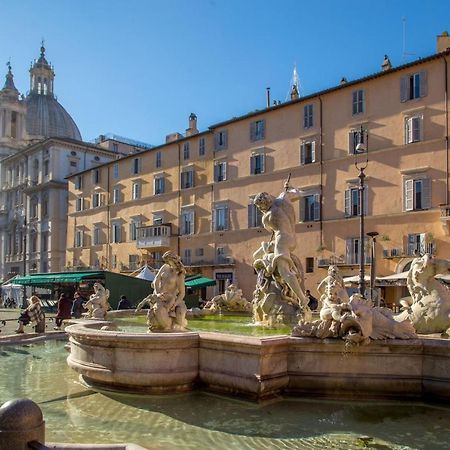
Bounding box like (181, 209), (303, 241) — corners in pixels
(293, 266), (417, 344)
(204, 281), (252, 313)
(136, 251), (187, 332)
(396, 254), (450, 334)
(252, 180), (310, 327)
(83, 282), (110, 319)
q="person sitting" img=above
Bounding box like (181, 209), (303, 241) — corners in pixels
(15, 296), (45, 334)
(54, 293), (72, 330)
(117, 295), (132, 310)
(71, 291), (86, 319)
(306, 290), (319, 311)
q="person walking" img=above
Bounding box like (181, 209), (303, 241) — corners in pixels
(54, 293), (72, 330)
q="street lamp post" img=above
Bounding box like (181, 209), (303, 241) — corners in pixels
(21, 210), (27, 308)
(367, 231), (379, 305)
(355, 126), (368, 298)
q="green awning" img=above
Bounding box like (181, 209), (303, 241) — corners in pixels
(13, 272), (104, 288)
(185, 276), (216, 289)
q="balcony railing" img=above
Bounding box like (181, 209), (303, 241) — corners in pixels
(136, 224), (172, 249)
(382, 243), (436, 258)
(183, 256), (235, 267)
(440, 204), (450, 220)
(317, 255), (372, 268)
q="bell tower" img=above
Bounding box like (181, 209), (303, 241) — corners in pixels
(29, 42), (55, 97)
(0, 62), (27, 154)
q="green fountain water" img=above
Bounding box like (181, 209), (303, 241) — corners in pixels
(1, 340), (450, 449)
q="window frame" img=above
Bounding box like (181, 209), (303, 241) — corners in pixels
(352, 89), (365, 115)
(303, 104), (314, 128)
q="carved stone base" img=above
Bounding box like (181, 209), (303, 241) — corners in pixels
(253, 291), (301, 328)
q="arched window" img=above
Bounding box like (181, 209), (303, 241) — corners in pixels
(43, 79), (48, 95)
(37, 77), (42, 94)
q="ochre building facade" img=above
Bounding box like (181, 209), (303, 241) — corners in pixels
(66, 35), (450, 305)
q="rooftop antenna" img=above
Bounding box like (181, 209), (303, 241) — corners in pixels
(402, 17), (416, 61)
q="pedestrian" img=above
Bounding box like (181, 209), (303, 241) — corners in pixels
(306, 290), (319, 311)
(71, 291), (86, 319)
(54, 293), (72, 330)
(15, 295), (45, 334)
(117, 295), (132, 310)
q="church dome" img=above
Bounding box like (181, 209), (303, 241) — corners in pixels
(25, 93), (82, 140)
(24, 43), (82, 141)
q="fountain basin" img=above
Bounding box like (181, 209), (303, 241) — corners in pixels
(66, 321), (450, 401)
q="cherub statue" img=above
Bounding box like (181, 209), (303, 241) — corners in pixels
(83, 282), (110, 319)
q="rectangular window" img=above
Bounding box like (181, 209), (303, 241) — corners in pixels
(405, 114), (423, 144)
(70, 161), (78, 168)
(75, 175), (82, 190)
(349, 127), (367, 154)
(404, 177), (431, 211)
(132, 158), (140, 175)
(154, 176), (165, 195)
(352, 89), (365, 115)
(303, 104), (314, 128)
(181, 169), (194, 189)
(113, 187), (120, 204)
(113, 143), (119, 152)
(113, 163), (119, 179)
(181, 210), (195, 235)
(184, 249), (192, 265)
(112, 223), (122, 243)
(195, 248), (204, 257)
(92, 192), (102, 208)
(75, 229), (83, 248)
(407, 233), (426, 256)
(346, 237), (370, 265)
(213, 204), (229, 231)
(93, 225), (101, 246)
(132, 182), (141, 200)
(41, 233), (48, 252)
(214, 160), (227, 182)
(92, 169), (100, 184)
(156, 151), (162, 168)
(300, 140), (316, 164)
(401, 71), (427, 102)
(248, 201), (263, 228)
(302, 194), (320, 222)
(344, 186), (368, 217)
(306, 257), (314, 273)
(214, 130), (228, 151)
(43, 160), (49, 177)
(75, 197), (83, 212)
(199, 138), (205, 156)
(250, 119), (265, 142)
(183, 142), (190, 160)
(130, 220), (140, 241)
(250, 153), (265, 175)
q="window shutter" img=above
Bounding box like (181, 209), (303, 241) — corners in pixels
(344, 189), (351, 216)
(181, 172), (186, 188)
(250, 122), (256, 141)
(422, 177), (431, 209)
(100, 194), (105, 206)
(223, 162), (227, 181)
(345, 239), (352, 264)
(404, 179), (414, 211)
(190, 170), (195, 188)
(223, 131), (228, 149)
(261, 120), (265, 139)
(419, 71), (428, 97)
(161, 177), (165, 193)
(311, 141), (316, 163)
(214, 164), (218, 182)
(348, 131), (355, 154)
(250, 155), (255, 174)
(352, 91), (357, 115)
(211, 208), (216, 232)
(400, 76), (408, 102)
(313, 193), (320, 221)
(248, 204), (254, 227)
(261, 154), (265, 173)
(80, 230), (84, 247)
(303, 107), (308, 128)
(300, 143), (305, 165)
(225, 206), (229, 230)
(412, 116), (421, 142)
(406, 118), (413, 144)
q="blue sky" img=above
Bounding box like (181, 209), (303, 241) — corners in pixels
(1, 0), (450, 145)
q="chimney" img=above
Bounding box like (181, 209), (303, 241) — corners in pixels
(437, 31), (450, 53)
(185, 113), (198, 137)
(165, 132), (183, 143)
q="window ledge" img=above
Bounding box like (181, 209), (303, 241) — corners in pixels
(400, 166), (430, 175)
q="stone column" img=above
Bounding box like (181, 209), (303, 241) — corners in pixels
(0, 398), (45, 449)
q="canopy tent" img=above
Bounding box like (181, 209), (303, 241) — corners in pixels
(1, 282), (23, 306)
(343, 275), (372, 286)
(13, 271), (104, 289)
(185, 274), (216, 289)
(135, 265), (155, 282)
